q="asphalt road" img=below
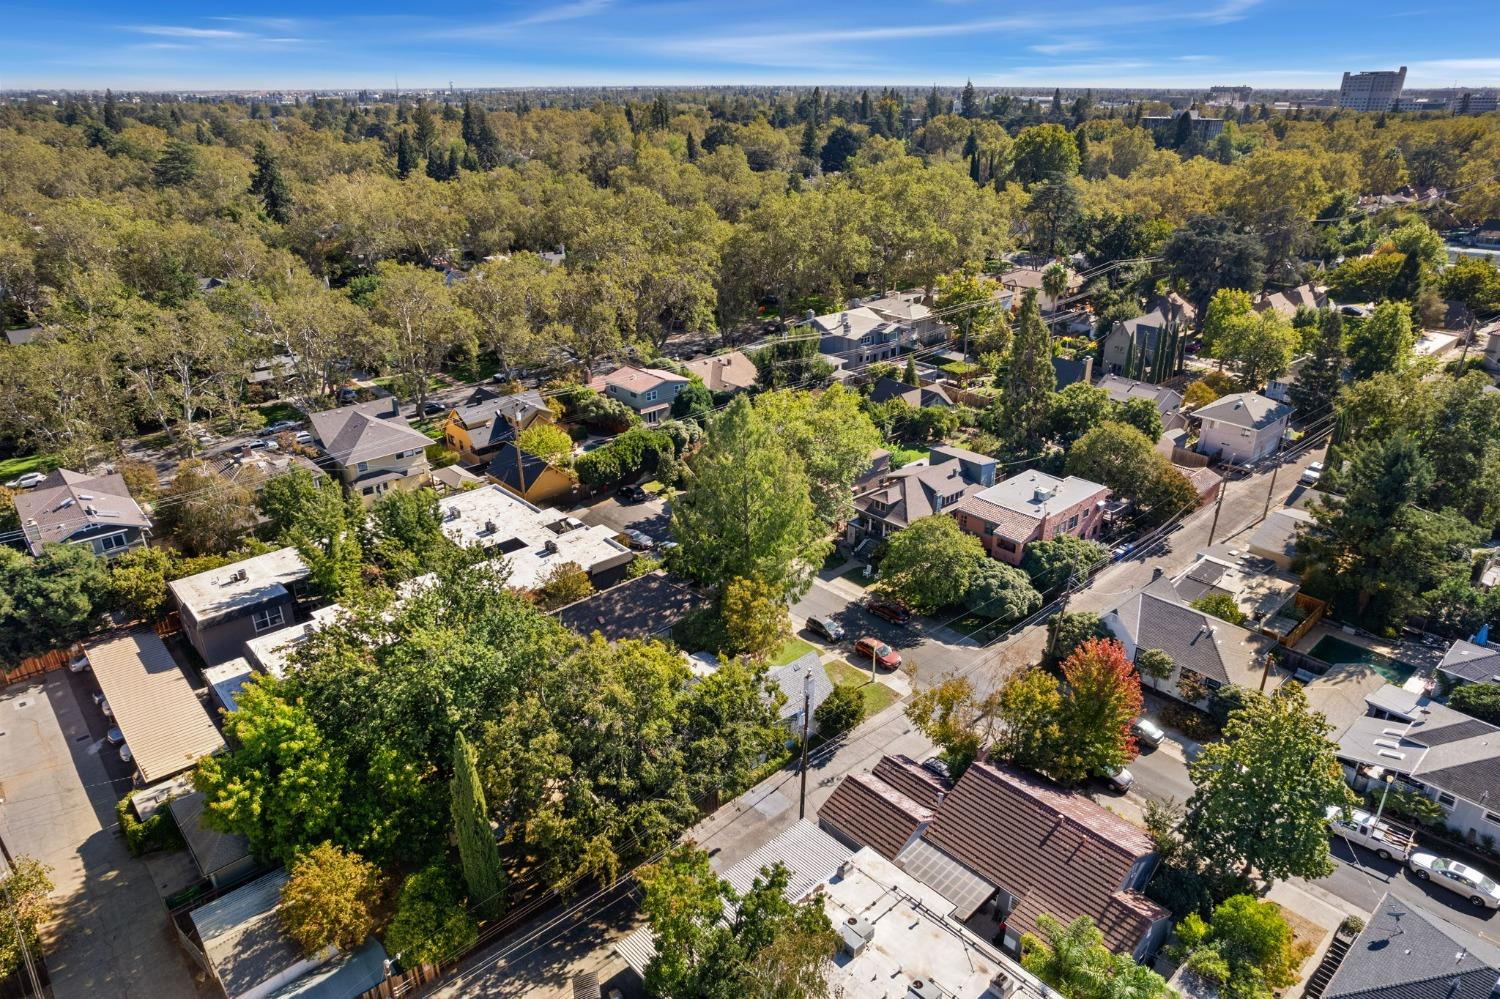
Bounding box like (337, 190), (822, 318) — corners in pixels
(791, 577), (977, 684)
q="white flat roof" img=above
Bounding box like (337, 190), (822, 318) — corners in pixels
(822, 848), (1046, 999)
(168, 547), (309, 624)
(974, 469), (1107, 519)
(437, 485), (631, 591)
(85, 630), (226, 784)
(202, 658), (254, 715)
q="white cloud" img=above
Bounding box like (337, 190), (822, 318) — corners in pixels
(1030, 40), (1103, 55)
(131, 26), (247, 39)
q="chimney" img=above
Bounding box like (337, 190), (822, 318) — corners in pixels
(1152, 566), (1164, 580)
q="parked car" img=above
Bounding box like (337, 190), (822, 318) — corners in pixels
(259, 420), (299, 436)
(616, 483), (649, 503)
(853, 636), (902, 670)
(1098, 765), (1134, 793)
(1111, 543), (1135, 562)
(105, 727), (124, 745)
(865, 599), (912, 626)
(1300, 461), (1324, 486)
(294, 431), (314, 445)
(4, 471), (46, 489)
(247, 438), (272, 451)
(1409, 851), (1500, 908)
(1327, 805), (1416, 862)
(119, 744), (133, 764)
(622, 529), (655, 551)
(68, 652), (90, 673)
(807, 616), (845, 642)
(337, 387), (358, 404)
(421, 401), (445, 416)
(1132, 718), (1165, 748)
(921, 757), (952, 780)
(92, 692), (113, 718)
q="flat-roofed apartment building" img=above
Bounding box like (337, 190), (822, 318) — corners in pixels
(1339, 66), (1407, 111)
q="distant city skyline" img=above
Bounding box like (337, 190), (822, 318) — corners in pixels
(6, 0), (1500, 92)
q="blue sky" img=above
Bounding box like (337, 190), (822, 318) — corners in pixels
(5, 0), (1499, 91)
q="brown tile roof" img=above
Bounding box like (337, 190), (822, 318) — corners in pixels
(682, 352), (758, 393)
(873, 754), (952, 810)
(819, 772), (932, 860)
(921, 762), (1166, 953)
(952, 493), (1042, 542)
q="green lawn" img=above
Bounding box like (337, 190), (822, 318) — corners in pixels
(840, 564), (875, 588)
(771, 636), (818, 667)
(825, 659), (901, 716)
(0, 452), (60, 481)
(257, 400), (305, 425)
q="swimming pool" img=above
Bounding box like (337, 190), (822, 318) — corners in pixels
(1308, 635), (1417, 686)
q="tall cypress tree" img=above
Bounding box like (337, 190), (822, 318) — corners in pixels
(686, 131), (700, 162)
(999, 290), (1058, 456)
(103, 89), (122, 132)
(395, 130), (416, 179)
(249, 142), (292, 224)
(451, 733), (506, 919)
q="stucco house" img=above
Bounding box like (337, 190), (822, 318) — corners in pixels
(169, 547), (310, 666)
(951, 470), (1110, 566)
(441, 387), (553, 466)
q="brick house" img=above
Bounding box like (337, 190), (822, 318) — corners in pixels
(951, 470), (1110, 566)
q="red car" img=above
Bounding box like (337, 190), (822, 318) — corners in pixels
(854, 636), (902, 670)
(865, 599), (912, 626)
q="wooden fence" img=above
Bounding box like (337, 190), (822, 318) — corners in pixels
(355, 964), (443, 999)
(1280, 593), (1328, 648)
(3, 614), (180, 686)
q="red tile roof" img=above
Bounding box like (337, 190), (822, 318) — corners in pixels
(818, 772), (932, 860)
(873, 754), (952, 810)
(921, 762), (1166, 953)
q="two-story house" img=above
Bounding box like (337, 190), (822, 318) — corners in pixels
(1100, 306), (1187, 383)
(588, 366), (689, 424)
(810, 307), (904, 367)
(863, 291), (946, 347)
(866, 375), (954, 409)
(681, 351), (759, 394)
(951, 470), (1110, 566)
(850, 445), (996, 543)
(1102, 575), (1281, 706)
(819, 755), (1171, 961)
(1192, 391), (1291, 465)
(308, 398), (434, 503)
(441, 387), (554, 467)
(14, 468), (151, 559)
(169, 547), (311, 666)
(1096, 375), (1183, 419)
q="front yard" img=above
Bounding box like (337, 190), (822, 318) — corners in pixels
(771, 636), (818, 667)
(825, 658), (901, 716)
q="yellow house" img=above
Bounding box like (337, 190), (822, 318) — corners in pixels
(485, 443), (575, 506)
(442, 387), (554, 467)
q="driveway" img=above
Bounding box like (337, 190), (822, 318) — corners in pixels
(571, 494), (672, 543)
(791, 578), (977, 688)
(0, 673), (209, 999)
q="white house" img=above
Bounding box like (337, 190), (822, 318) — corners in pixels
(1192, 392), (1292, 464)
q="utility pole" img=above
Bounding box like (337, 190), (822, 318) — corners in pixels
(1260, 443), (1284, 525)
(1205, 473), (1227, 546)
(508, 410), (528, 498)
(798, 670), (812, 820)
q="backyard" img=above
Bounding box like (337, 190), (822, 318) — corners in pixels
(1308, 634), (1418, 686)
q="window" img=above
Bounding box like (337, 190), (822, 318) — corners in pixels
(1485, 812), (1500, 826)
(1438, 792), (1457, 808)
(252, 606), (285, 633)
(356, 461), (368, 474)
(1066, 514), (1079, 531)
(644, 389), (658, 402)
(97, 533), (128, 552)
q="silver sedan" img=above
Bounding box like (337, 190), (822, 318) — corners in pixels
(1409, 851), (1500, 909)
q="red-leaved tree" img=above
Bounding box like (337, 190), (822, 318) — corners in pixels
(1051, 638), (1142, 786)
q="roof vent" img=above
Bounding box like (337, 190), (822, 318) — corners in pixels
(987, 972), (1020, 999)
(228, 568), (248, 584)
(484, 520), (498, 534)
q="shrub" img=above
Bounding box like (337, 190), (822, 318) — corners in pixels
(815, 684), (865, 737)
(1449, 682), (1500, 725)
(115, 792), (186, 857)
(1191, 593), (1246, 627)
(1160, 703), (1220, 742)
(384, 862), (479, 968)
(278, 843), (383, 956)
(1339, 915), (1365, 936)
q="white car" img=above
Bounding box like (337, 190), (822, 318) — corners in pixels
(68, 652), (90, 673)
(1132, 718), (1166, 748)
(5, 471), (46, 489)
(1409, 852), (1500, 908)
(294, 431), (314, 445)
(1299, 461), (1324, 486)
(622, 529), (655, 551)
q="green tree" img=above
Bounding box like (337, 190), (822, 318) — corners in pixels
(1013, 123), (1082, 184)
(1047, 382), (1115, 447)
(814, 683), (864, 737)
(671, 397), (828, 599)
(0, 544), (112, 665)
(1115, 397), (1164, 441)
(935, 270), (1009, 357)
(158, 459), (261, 554)
(993, 667), (1065, 775)
(997, 290), (1057, 456)
(1173, 894), (1308, 999)
(965, 560), (1043, 621)
(152, 138), (199, 188)
(1022, 914), (1173, 999)
(1347, 300), (1414, 381)
(534, 560), (594, 611)
(1287, 310), (1346, 416)
(1184, 683), (1356, 885)
(1025, 175), (1083, 257)
(906, 676), (998, 776)
(754, 386), (882, 529)
(290, 487), (367, 600)
(257, 467), (326, 538)
(902, 355), (919, 385)
(367, 261), (476, 410)
(249, 142), (293, 224)
(720, 575), (792, 660)
(0, 855), (53, 982)
(1046, 610), (1111, 663)
(109, 545), (174, 621)
(819, 125), (861, 173)
(452, 731), (507, 920)
(1163, 214), (1266, 319)
(516, 422), (574, 466)
(1438, 256), (1500, 314)
(1021, 534), (1109, 594)
(384, 862), (479, 968)
(277, 842), (383, 956)
(877, 514), (990, 613)
(1327, 253), (1405, 303)
(395, 130), (418, 179)
(369, 487), (451, 579)
(1191, 593), (1247, 626)
(1449, 683), (1500, 725)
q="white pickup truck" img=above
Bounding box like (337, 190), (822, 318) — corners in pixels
(1326, 805), (1418, 862)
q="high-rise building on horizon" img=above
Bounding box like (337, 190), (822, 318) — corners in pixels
(1338, 66), (1406, 112)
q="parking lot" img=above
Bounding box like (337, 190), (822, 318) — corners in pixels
(0, 671), (208, 998)
(571, 492), (673, 544)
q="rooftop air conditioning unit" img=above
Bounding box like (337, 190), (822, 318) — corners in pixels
(987, 972), (1020, 999)
(484, 520), (497, 534)
(840, 916), (875, 958)
(543, 539), (559, 555)
(230, 568), (248, 583)
(908, 978), (943, 999)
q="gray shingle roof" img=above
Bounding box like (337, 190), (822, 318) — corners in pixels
(555, 571), (710, 642)
(1097, 375), (1183, 415)
(308, 401), (432, 467)
(1107, 578), (1272, 686)
(1324, 893), (1500, 999)
(1439, 639), (1500, 684)
(768, 651), (834, 725)
(1192, 392), (1292, 431)
(855, 459), (986, 531)
(868, 376), (953, 408)
(13, 468), (151, 555)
